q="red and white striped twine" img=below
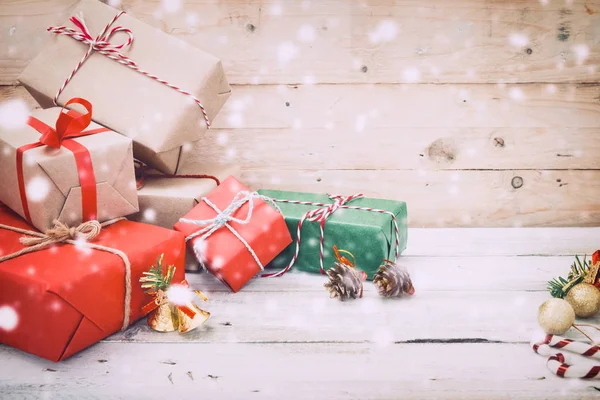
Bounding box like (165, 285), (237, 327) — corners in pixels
(532, 334), (600, 378)
(262, 194), (401, 278)
(47, 12), (210, 128)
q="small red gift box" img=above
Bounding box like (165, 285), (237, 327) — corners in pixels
(174, 177), (292, 292)
(0, 204), (186, 362)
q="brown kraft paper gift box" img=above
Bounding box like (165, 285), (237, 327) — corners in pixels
(0, 107), (138, 232)
(129, 164), (240, 271)
(18, 0), (231, 174)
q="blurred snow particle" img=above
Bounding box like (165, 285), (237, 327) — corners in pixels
(372, 328), (394, 347)
(355, 114), (367, 132)
(143, 208), (156, 222)
(108, 0), (121, 6)
(216, 132), (229, 145)
(0, 99), (29, 130)
(226, 147), (237, 160)
(539, 0), (548, 4)
(0, 306), (18, 331)
(508, 33), (529, 48)
(161, 0), (182, 13)
(402, 67), (421, 83)
(9, 26), (16, 36)
(26, 176), (50, 202)
(228, 112), (244, 128)
(546, 84), (557, 94)
(297, 25), (316, 42)
(186, 13), (198, 28)
(302, 75), (315, 85)
(369, 20), (398, 44)
(572, 44), (590, 65)
(269, 3), (282, 16)
(292, 119), (303, 130)
(277, 42), (299, 66)
(509, 87), (525, 101)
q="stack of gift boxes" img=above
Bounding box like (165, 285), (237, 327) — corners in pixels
(0, 0), (408, 362)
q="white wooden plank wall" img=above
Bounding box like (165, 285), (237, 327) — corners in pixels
(0, 0), (599, 227)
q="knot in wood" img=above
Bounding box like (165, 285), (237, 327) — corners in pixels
(511, 176), (524, 189)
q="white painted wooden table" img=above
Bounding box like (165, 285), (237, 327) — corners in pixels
(2, 228), (600, 399)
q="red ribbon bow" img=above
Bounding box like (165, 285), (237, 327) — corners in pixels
(17, 97), (109, 224)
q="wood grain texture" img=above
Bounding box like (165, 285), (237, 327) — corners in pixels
(1, 0), (600, 85)
(2, 85), (599, 227)
(1, 232), (600, 398)
(4, 342), (599, 400)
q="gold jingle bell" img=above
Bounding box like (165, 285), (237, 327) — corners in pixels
(177, 302), (211, 333)
(147, 290), (178, 332)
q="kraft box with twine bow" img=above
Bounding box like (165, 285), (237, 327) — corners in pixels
(18, 0), (231, 174)
(0, 98), (139, 232)
(0, 203), (186, 362)
(174, 177), (292, 292)
(257, 190), (408, 279)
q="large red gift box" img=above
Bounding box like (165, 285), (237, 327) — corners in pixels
(174, 177), (292, 292)
(0, 204), (185, 362)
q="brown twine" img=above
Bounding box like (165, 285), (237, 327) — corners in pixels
(0, 218), (132, 330)
(134, 159), (220, 190)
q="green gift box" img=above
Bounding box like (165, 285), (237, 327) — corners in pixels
(257, 190), (408, 279)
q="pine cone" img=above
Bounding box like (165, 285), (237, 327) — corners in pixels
(373, 261), (415, 298)
(324, 262), (364, 301)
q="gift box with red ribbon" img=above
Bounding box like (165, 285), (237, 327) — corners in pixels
(174, 177), (292, 292)
(0, 203), (186, 362)
(0, 98), (138, 232)
(19, 0), (231, 174)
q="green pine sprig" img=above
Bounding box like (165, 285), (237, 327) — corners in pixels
(140, 254), (176, 293)
(547, 255), (591, 298)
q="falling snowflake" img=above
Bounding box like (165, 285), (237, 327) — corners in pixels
(509, 87), (525, 101)
(0, 306), (18, 331)
(216, 132), (229, 145)
(186, 13), (198, 28)
(355, 114), (367, 132)
(372, 328), (394, 347)
(297, 25), (316, 42)
(0, 99), (29, 130)
(402, 67), (421, 83)
(227, 112), (244, 128)
(143, 208), (156, 222)
(161, 0), (182, 13)
(302, 75), (315, 85)
(269, 3), (282, 16)
(26, 176), (50, 202)
(277, 42), (299, 66)
(292, 119), (303, 130)
(508, 33), (528, 48)
(572, 44), (590, 65)
(369, 20), (398, 44)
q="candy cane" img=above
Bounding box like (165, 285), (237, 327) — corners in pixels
(532, 334), (600, 378)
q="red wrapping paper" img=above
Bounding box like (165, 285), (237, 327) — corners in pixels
(0, 204), (186, 362)
(174, 177), (292, 292)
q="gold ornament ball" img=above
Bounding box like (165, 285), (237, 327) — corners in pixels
(538, 298), (575, 335)
(565, 283), (600, 318)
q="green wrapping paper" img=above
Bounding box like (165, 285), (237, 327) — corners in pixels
(257, 190), (408, 279)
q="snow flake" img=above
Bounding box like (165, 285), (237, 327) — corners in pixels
(212, 256), (225, 270)
(27, 266), (36, 275)
(297, 25), (316, 42)
(50, 301), (62, 312)
(216, 132), (229, 145)
(292, 119), (303, 130)
(369, 20), (398, 44)
(277, 42), (299, 66)
(401, 67), (421, 83)
(269, 3), (282, 16)
(161, 0), (182, 13)
(226, 147), (237, 160)
(167, 284), (194, 305)
(26, 176), (50, 202)
(509, 87), (525, 101)
(0, 306), (18, 331)
(0, 99), (29, 130)
(355, 114), (368, 132)
(372, 328), (394, 347)
(302, 75), (315, 85)
(227, 112), (244, 128)
(572, 44), (590, 65)
(508, 33), (528, 48)
(324, 122), (335, 130)
(143, 208), (156, 222)
(546, 84), (557, 94)
(186, 13), (198, 28)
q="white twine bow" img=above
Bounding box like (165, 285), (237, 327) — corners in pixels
(179, 191), (281, 272)
(48, 11), (210, 127)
